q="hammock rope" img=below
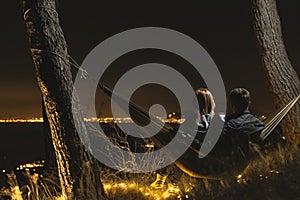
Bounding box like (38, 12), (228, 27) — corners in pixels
(260, 95), (300, 141)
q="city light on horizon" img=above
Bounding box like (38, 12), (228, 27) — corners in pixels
(0, 117), (44, 123)
(0, 116), (184, 124)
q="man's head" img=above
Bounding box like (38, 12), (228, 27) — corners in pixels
(230, 88), (251, 112)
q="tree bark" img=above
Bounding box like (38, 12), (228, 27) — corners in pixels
(42, 98), (58, 172)
(252, 0), (300, 142)
(21, 0), (106, 199)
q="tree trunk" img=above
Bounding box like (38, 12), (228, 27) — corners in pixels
(42, 98), (58, 172)
(21, 0), (107, 199)
(252, 0), (300, 142)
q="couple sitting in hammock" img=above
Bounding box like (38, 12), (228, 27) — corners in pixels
(184, 87), (264, 157)
(151, 87), (265, 188)
(199, 87), (263, 142)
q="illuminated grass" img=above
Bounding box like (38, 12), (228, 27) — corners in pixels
(1, 122), (299, 199)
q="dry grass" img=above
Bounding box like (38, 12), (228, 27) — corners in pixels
(190, 143), (300, 200)
(0, 171), (61, 200)
(1, 144), (300, 200)
(1, 125), (300, 200)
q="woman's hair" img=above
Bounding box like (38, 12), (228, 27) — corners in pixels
(194, 88), (216, 115)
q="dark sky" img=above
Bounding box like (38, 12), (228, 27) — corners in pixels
(0, 1), (299, 118)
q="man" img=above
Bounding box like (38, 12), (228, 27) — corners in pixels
(220, 88), (265, 161)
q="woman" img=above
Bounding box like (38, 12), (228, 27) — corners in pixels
(151, 88), (216, 188)
(187, 88), (216, 150)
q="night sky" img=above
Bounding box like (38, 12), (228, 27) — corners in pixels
(0, 1), (299, 118)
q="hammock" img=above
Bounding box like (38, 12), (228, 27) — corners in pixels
(98, 84), (300, 178)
